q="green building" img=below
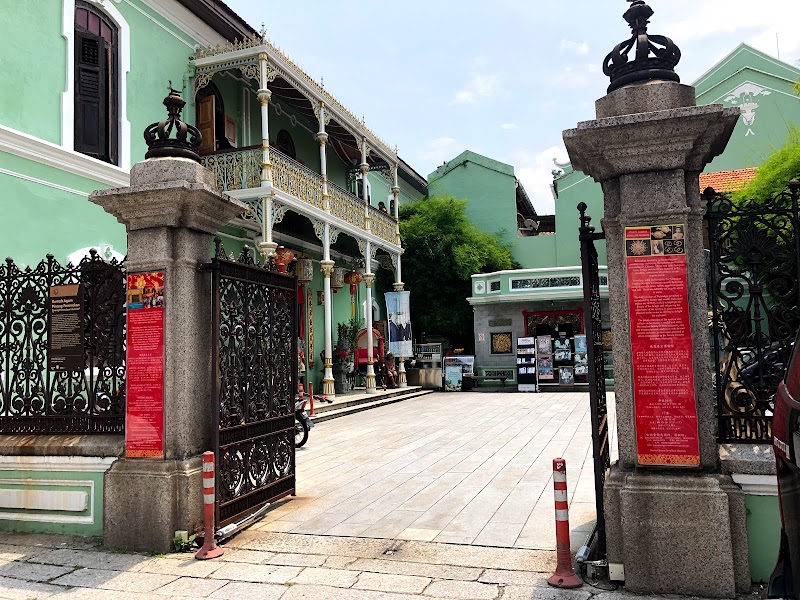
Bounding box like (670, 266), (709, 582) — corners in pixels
(0, 0), (426, 536)
(433, 43), (800, 582)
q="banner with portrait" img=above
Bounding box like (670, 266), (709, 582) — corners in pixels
(384, 291), (413, 358)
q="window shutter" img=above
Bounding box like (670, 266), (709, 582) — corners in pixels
(197, 95), (216, 155)
(75, 31), (108, 161)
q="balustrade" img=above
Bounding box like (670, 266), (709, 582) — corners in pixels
(201, 146), (398, 245)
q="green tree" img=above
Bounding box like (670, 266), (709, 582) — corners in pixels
(381, 196), (517, 349)
(731, 127), (800, 204)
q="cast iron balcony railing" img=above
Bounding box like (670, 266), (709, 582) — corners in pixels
(200, 146), (398, 245)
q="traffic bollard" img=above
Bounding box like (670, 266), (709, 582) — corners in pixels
(547, 458), (582, 588)
(195, 451), (224, 560)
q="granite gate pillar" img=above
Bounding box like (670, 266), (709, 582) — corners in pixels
(563, 3), (749, 596)
(91, 91), (245, 552)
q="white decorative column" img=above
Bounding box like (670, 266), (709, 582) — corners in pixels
(316, 103), (335, 397)
(257, 53), (277, 259)
(361, 138), (371, 234)
(390, 164), (407, 386)
(363, 263), (376, 394)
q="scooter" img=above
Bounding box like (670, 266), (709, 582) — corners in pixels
(295, 398), (314, 448)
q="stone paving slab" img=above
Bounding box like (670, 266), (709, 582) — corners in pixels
(0, 531), (755, 600)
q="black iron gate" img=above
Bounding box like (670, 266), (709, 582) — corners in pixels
(705, 180), (800, 443)
(208, 240), (297, 530)
(578, 203), (610, 558)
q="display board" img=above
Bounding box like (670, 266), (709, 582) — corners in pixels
(444, 355), (475, 392)
(626, 224), (699, 467)
(516, 337), (538, 392)
(126, 272), (166, 459)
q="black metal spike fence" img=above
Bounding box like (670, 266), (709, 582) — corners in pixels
(0, 250), (126, 434)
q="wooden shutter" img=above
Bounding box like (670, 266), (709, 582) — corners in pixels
(197, 95), (215, 155)
(75, 31), (109, 161)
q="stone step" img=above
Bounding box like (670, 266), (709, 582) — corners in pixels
(311, 386), (426, 414)
(310, 389), (434, 423)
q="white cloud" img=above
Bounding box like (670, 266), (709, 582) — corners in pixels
(501, 123), (518, 130)
(658, 1), (800, 59)
(509, 146), (571, 215)
(450, 72), (506, 105)
(560, 39), (590, 56)
(548, 63), (601, 90)
(418, 137), (462, 168)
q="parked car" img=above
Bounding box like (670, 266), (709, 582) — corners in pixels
(768, 329), (800, 599)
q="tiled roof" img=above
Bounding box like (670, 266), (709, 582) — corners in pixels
(699, 168), (757, 193)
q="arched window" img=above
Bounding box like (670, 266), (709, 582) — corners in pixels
(74, 1), (118, 164)
(195, 83), (226, 154)
(276, 129), (296, 159)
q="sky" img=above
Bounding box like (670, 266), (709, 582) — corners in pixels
(225, 0), (800, 214)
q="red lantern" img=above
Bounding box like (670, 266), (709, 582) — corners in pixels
(344, 270), (362, 295)
(274, 246), (295, 273)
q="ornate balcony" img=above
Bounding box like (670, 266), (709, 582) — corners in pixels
(201, 146), (398, 246)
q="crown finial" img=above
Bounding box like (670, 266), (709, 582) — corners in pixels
(143, 86), (202, 162)
(602, 1), (681, 93)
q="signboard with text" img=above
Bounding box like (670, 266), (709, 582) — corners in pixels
(125, 272), (166, 459)
(626, 225), (700, 467)
(49, 284), (84, 372)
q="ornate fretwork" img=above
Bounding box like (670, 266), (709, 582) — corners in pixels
(201, 149), (261, 192)
(376, 255), (395, 274)
(329, 181), (366, 230)
(272, 200), (288, 226)
(208, 238), (296, 528)
(357, 239), (379, 261)
(271, 147), (326, 211)
(239, 197), (264, 226)
(0, 251), (126, 434)
(193, 35), (396, 161)
(313, 101), (332, 126)
(369, 207), (397, 246)
(705, 181), (800, 443)
(240, 62), (260, 83)
(330, 227), (342, 245)
(194, 72), (213, 94)
(310, 219), (325, 243)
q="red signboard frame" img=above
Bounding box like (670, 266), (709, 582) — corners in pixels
(125, 271), (166, 459)
(626, 225), (700, 467)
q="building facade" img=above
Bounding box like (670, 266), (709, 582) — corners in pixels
(0, 0), (426, 536)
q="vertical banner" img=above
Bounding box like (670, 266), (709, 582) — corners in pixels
(384, 291), (413, 358)
(126, 272), (166, 459)
(626, 225), (699, 467)
(307, 288), (314, 368)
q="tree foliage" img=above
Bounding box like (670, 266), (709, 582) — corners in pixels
(381, 196), (516, 348)
(732, 127), (800, 204)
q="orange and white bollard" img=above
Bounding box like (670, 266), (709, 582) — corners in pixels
(547, 458), (582, 588)
(308, 382), (315, 417)
(195, 451), (224, 560)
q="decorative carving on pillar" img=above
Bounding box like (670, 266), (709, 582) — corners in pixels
(144, 87), (202, 162)
(362, 273), (374, 289)
(320, 261), (334, 278)
(258, 88), (272, 106)
(603, 1), (681, 93)
(313, 102), (331, 126)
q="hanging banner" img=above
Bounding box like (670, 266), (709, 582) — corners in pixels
(626, 225), (699, 467)
(126, 272), (166, 459)
(307, 288), (314, 368)
(385, 291), (413, 358)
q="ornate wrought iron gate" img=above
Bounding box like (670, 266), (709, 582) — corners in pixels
(578, 203), (610, 558)
(705, 181), (800, 443)
(208, 241), (297, 529)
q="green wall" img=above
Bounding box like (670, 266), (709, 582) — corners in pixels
(746, 494), (781, 582)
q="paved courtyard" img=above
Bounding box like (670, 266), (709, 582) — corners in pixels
(258, 391), (616, 551)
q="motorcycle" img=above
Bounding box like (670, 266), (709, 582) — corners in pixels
(295, 397), (314, 447)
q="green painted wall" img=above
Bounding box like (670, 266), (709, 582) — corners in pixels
(746, 494), (781, 582)
(0, 154), (126, 267)
(428, 151), (518, 246)
(0, 2), (64, 143)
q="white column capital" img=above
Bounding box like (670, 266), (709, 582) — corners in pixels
(362, 273), (375, 288)
(315, 131), (329, 146)
(257, 88), (272, 105)
(393, 282), (405, 292)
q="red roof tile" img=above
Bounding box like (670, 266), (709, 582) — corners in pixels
(699, 168), (757, 193)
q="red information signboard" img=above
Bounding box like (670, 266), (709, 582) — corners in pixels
(126, 272), (166, 459)
(626, 225), (700, 467)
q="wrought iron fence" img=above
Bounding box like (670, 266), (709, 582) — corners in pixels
(705, 180), (800, 443)
(0, 251), (126, 434)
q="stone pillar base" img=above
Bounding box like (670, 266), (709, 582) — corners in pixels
(365, 371), (376, 393)
(104, 456), (203, 554)
(604, 467), (750, 597)
(398, 358), (407, 388)
(323, 378), (335, 398)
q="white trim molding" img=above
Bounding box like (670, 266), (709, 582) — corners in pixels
(0, 478), (95, 525)
(0, 455), (117, 472)
(0, 125), (129, 188)
(731, 473), (778, 496)
(62, 0), (132, 170)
